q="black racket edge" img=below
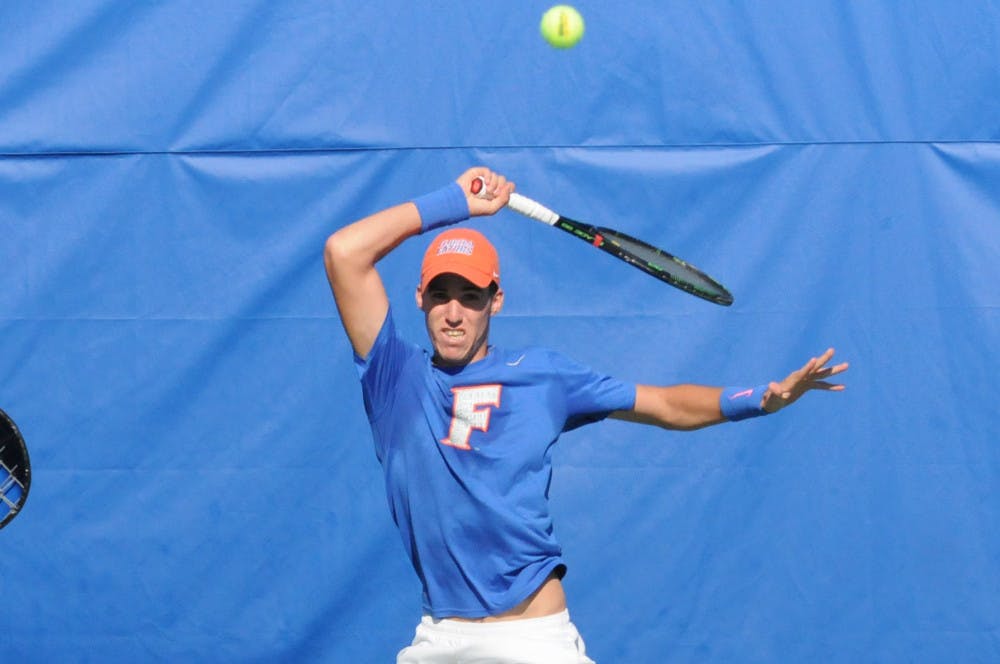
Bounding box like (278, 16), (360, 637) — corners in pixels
(554, 216), (734, 306)
(597, 225), (735, 306)
(0, 407), (30, 529)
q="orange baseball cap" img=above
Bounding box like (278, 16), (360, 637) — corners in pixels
(420, 228), (500, 291)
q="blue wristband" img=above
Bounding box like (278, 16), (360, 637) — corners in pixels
(413, 182), (470, 233)
(720, 385), (769, 421)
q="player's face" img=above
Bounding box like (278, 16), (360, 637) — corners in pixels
(417, 274), (503, 367)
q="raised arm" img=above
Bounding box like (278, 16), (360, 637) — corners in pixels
(324, 167), (513, 357)
(610, 348), (849, 430)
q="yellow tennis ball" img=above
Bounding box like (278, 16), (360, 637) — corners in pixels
(540, 5), (585, 49)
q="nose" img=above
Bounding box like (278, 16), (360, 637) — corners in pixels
(443, 298), (463, 324)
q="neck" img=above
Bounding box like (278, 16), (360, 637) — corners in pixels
(432, 343), (490, 368)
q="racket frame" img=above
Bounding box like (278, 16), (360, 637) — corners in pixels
(551, 215), (734, 305)
(0, 408), (30, 529)
(476, 181), (733, 306)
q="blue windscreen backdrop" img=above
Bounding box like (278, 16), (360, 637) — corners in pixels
(1, 2), (998, 662)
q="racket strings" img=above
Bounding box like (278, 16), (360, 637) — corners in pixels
(600, 230), (730, 299)
(1, 449), (25, 509)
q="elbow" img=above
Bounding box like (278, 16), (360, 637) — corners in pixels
(324, 230), (354, 275)
(652, 416), (702, 432)
(670, 421), (712, 432)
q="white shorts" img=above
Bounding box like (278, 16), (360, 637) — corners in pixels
(396, 610), (596, 664)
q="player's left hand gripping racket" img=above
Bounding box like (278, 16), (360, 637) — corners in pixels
(1, 408), (30, 529)
(471, 177), (733, 306)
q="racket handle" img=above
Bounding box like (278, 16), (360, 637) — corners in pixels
(471, 176), (560, 226)
(507, 193), (559, 226)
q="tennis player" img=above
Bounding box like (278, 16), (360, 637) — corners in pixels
(324, 167), (848, 663)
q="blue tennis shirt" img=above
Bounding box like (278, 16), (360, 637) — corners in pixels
(354, 308), (636, 618)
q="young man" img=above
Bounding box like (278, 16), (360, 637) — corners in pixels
(324, 167), (848, 663)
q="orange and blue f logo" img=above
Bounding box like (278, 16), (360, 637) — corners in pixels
(441, 384), (502, 450)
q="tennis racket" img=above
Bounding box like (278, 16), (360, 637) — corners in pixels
(471, 177), (733, 306)
(1, 408), (30, 529)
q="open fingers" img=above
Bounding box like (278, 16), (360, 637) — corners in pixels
(807, 380), (846, 391)
(779, 351), (849, 395)
(811, 362), (849, 381)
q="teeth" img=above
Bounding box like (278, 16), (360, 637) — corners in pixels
(444, 330), (464, 337)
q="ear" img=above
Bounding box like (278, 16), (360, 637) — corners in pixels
(415, 285), (424, 310)
(490, 287), (504, 315)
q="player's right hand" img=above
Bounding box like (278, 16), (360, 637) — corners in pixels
(458, 167), (514, 217)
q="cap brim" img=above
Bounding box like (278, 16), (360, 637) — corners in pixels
(421, 260), (496, 291)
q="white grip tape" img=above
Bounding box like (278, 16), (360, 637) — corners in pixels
(506, 193), (559, 226)
(473, 176), (560, 226)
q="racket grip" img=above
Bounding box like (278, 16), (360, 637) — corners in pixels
(507, 193), (559, 226)
(472, 176), (559, 226)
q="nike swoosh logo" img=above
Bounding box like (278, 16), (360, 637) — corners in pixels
(505, 354), (526, 367)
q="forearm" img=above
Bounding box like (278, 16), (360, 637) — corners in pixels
(323, 205), (414, 357)
(324, 202), (421, 278)
(613, 384), (727, 431)
(324, 197), (437, 358)
(324, 179), (472, 281)
(612, 349), (849, 432)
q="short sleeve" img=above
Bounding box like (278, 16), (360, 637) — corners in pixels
(353, 308), (420, 421)
(546, 351), (637, 431)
